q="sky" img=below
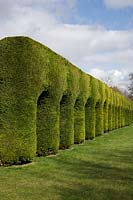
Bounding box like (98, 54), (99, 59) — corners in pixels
(0, 0), (133, 91)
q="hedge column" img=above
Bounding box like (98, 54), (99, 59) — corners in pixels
(95, 101), (104, 136)
(74, 98), (85, 144)
(108, 104), (113, 131)
(60, 94), (75, 149)
(103, 101), (108, 132)
(36, 90), (60, 156)
(85, 98), (96, 139)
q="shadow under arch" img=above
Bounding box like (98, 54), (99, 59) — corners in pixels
(36, 89), (59, 156)
(85, 97), (95, 139)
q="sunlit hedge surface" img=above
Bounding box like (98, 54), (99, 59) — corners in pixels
(0, 37), (133, 165)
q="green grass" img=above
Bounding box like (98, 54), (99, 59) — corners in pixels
(0, 125), (133, 200)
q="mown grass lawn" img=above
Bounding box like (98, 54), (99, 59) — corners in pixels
(0, 125), (133, 200)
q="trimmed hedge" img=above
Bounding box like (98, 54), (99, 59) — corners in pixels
(0, 36), (133, 165)
(85, 97), (96, 139)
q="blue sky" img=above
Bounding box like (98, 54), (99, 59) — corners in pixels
(0, 0), (133, 91)
(74, 0), (133, 30)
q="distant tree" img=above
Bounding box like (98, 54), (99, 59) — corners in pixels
(128, 73), (133, 100)
(100, 72), (114, 87)
(97, 70), (132, 100)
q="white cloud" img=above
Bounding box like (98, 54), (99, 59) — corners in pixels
(89, 68), (130, 92)
(0, 0), (133, 92)
(0, 0), (77, 22)
(104, 0), (133, 9)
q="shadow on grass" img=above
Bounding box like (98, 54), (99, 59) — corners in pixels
(1, 127), (133, 200)
(46, 149), (133, 200)
(54, 185), (132, 200)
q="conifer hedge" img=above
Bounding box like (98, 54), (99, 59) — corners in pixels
(0, 36), (133, 165)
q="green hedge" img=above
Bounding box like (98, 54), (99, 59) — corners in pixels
(74, 97), (85, 144)
(0, 36), (133, 165)
(85, 97), (96, 139)
(103, 101), (108, 132)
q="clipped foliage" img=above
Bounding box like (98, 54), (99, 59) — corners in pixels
(60, 94), (74, 149)
(85, 97), (96, 139)
(36, 90), (59, 156)
(115, 106), (119, 129)
(0, 36), (133, 165)
(103, 101), (108, 132)
(74, 97), (85, 144)
(95, 101), (103, 136)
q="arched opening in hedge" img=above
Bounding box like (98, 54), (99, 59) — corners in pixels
(60, 94), (74, 149)
(36, 89), (59, 156)
(95, 101), (103, 136)
(85, 97), (95, 139)
(74, 98), (85, 144)
(103, 100), (108, 132)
